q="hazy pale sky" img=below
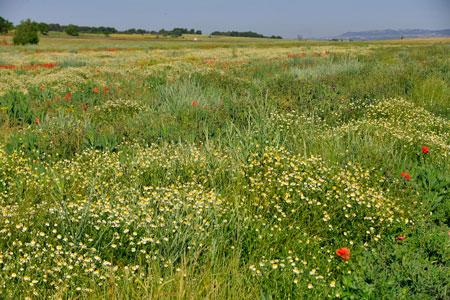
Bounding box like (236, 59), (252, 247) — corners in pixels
(1, 0), (449, 38)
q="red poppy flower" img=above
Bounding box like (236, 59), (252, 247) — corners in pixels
(92, 87), (99, 94)
(191, 100), (199, 107)
(395, 235), (406, 241)
(0, 65), (16, 69)
(421, 146), (429, 155)
(39, 63), (57, 69)
(64, 92), (72, 101)
(336, 247), (351, 261)
(401, 171), (411, 181)
(35, 117), (40, 125)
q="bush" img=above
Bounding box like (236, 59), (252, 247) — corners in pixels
(38, 22), (49, 35)
(0, 16), (13, 33)
(13, 19), (39, 45)
(65, 24), (79, 36)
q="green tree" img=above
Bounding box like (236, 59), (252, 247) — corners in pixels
(38, 22), (49, 35)
(65, 24), (79, 36)
(13, 19), (39, 45)
(0, 16), (13, 33)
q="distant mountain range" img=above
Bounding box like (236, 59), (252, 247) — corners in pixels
(334, 29), (450, 40)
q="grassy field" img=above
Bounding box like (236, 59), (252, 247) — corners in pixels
(0, 33), (449, 299)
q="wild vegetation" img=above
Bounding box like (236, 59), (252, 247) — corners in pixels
(0, 32), (449, 299)
(0, 16), (205, 37)
(12, 19), (39, 45)
(211, 31), (282, 39)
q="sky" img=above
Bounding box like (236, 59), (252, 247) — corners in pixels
(1, 0), (449, 38)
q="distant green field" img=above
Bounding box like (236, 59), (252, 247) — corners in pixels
(0, 34), (449, 299)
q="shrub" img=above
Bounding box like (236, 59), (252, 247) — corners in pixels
(65, 24), (79, 36)
(0, 16), (13, 33)
(13, 19), (39, 45)
(37, 22), (49, 35)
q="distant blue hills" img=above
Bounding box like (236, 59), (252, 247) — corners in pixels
(334, 29), (450, 40)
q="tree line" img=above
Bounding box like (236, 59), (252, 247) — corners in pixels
(1, 16), (283, 45)
(45, 24), (203, 36)
(46, 23), (118, 35)
(124, 28), (202, 36)
(1, 17), (203, 37)
(211, 31), (282, 39)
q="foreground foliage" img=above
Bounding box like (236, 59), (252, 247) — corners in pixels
(0, 35), (449, 299)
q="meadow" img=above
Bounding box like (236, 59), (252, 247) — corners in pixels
(0, 33), (449, 299)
